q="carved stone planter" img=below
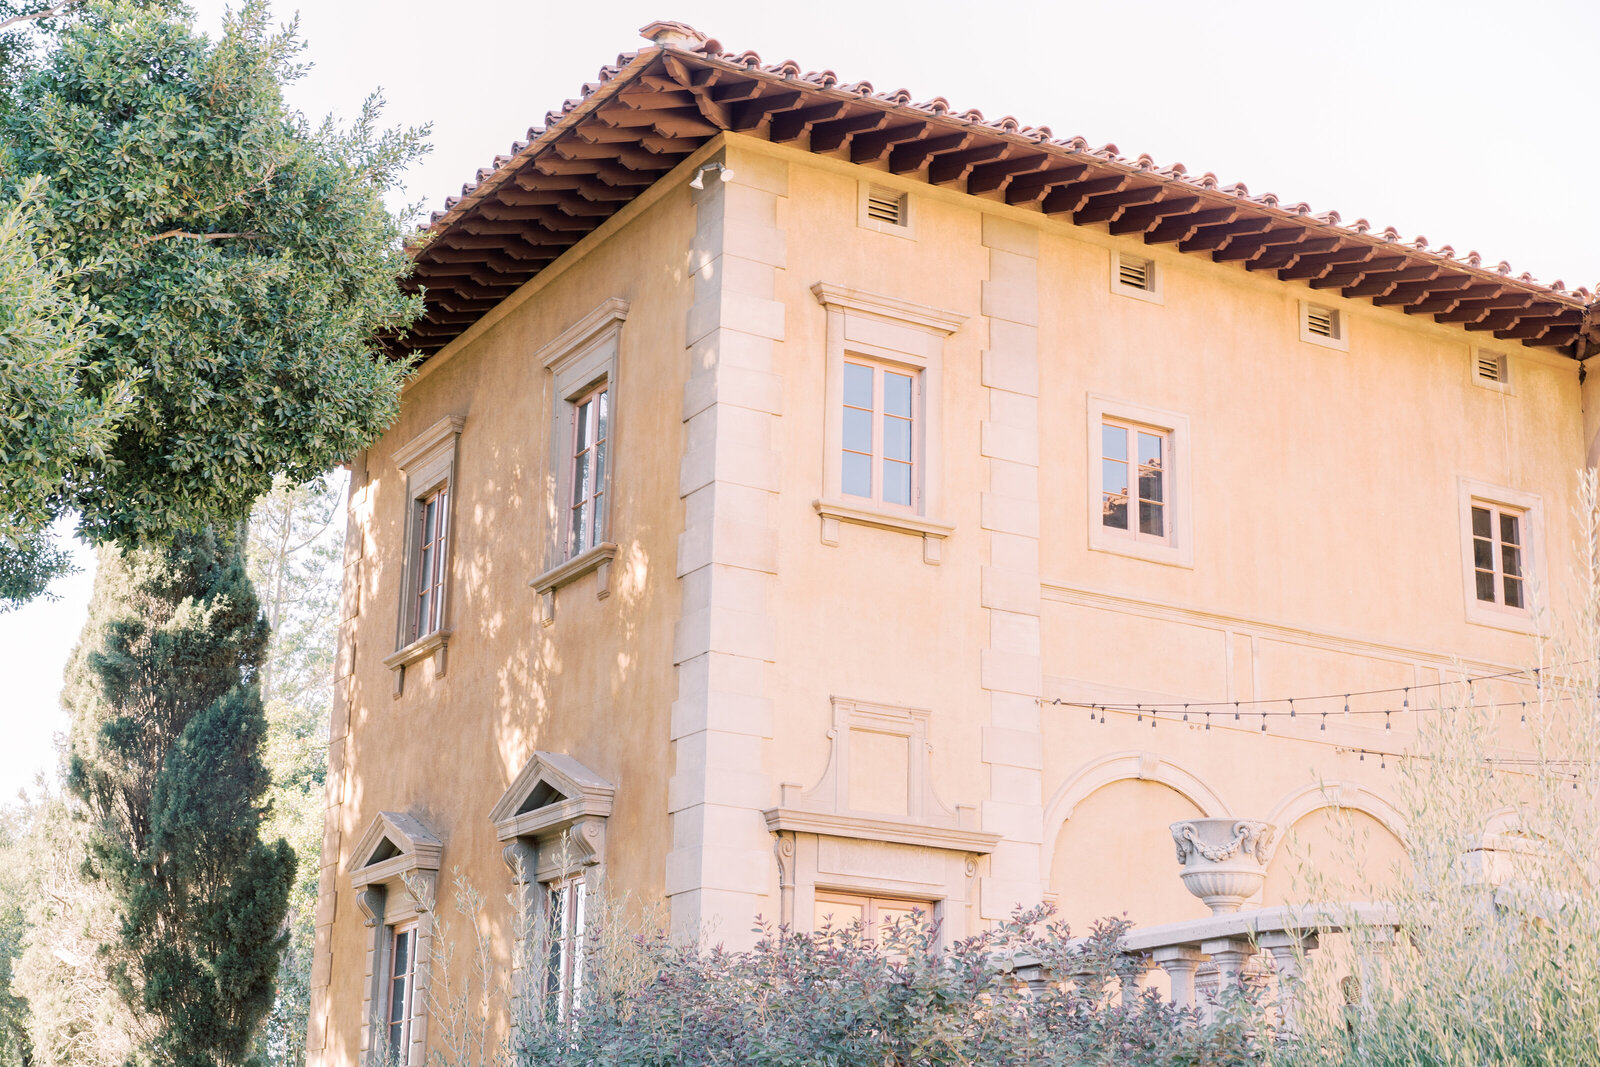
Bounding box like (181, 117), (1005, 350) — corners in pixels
(1171, 818), (1278, 914)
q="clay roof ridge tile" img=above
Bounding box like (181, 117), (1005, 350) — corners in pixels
(843, 80), (875, 95)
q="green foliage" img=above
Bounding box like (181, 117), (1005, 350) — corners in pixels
(0, 0), (424, 604)
(10, 781), (139, 1067)
(65, 529), (295, 1067)
(0, 180), (126, 608)
(246, 471), (345, 1067)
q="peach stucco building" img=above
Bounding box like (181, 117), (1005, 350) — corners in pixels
(306, 21), (1600, 1066)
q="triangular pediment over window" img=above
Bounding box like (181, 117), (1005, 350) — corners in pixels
(489, 751), (615, 843)
(348, 811), (444, 890)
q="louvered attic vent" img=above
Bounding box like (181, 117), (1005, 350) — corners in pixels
(1117, 254), (1154, 291)
(1305, 304), (1339, 339)
(865, 186), (908, 227)
(1476, 351), (1508, 384)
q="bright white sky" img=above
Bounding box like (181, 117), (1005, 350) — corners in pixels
(2, 0), (1596, 798)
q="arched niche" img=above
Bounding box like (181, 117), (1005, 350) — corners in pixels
(1262, 782), (1409, 904)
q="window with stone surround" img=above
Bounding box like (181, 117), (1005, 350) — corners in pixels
(811, 283), (963, 564)
(384, 416), (465, 693)
(1087, 396), (1192, 568)
(382, 922), (418, 1064)
(812, 889), (935, 943)
(545, 875), (587, 1018)
(531, 299), (629, 623)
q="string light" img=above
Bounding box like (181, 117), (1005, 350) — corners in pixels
(1289, 699), (1296, 719)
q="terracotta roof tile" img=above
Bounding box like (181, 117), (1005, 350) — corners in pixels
(392, 21), (1598, 358)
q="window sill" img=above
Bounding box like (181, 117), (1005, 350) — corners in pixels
(1088, 530), (1193, 570)
(530, 542), (617, 624)
(382, 628), (452, 698)
(814, 499), (954, 565)
(1464, 604), (1541, 636)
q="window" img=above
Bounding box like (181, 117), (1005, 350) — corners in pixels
(531, 299), (627, 622)
(567, 383), (609, 557)
(842, 360), (919, 510)
(545, 877), (586, 1018)
(1459, 480), (1543, 632)
(411, 486), (449, 643)
(1099, 419), (1169, 543)
(1112, 250), (1162, 303)
(385, 415), (465, 691)
(813, 890), (934, 943)
(1086, 396), (1192, 567)
(383, 923), (418, 1064)
(1470, 503), (1526, 611)
(1299, 300), (1348, 350)
(812, 284), (962, 563)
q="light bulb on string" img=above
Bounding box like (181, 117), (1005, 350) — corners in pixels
(1234, 702), (1241, 721)
(1344, 694), (1350, 718)
(1402, 688), (1410, 713)
(1385, 711), (1391, 732)
(1260, 712), (1267, 732)
(1288, 699), (1295, 718)
(1182, 704), (1189, 722)
(1320, 711), (1327, 731)
(1204, 712), (1211, 731)
(1136, 705), (1143, 723)
(1520, 701), (1527, 728)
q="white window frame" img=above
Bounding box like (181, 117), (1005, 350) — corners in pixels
(384, 415), (466, 694)
(530, 298), (628, 623)
(1459, 479), (1545, 633)
(1086, 396), (1193, 568)
(812, 283), (962, 564)
(381, 921), (419, 1065)
(1299, 299), (1349, 351)
(543, 875), (587, 1019)
(857, 180), (915, 239)
(840, 357), (922, 513)
(812, 888), (937, 944)
(565, 380), (610, 557)
(1110, 248), (1163, 305)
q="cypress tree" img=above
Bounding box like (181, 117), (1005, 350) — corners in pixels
(65, 529), (294, 1067)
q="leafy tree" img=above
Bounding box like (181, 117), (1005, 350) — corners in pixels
(0, 0), (425, 605)
(246, 473), (345, 1067)
(65, 530), (294, 1067)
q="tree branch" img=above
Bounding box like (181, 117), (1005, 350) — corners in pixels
(139, 230), (259, 246)
(0, 1), (77, 34)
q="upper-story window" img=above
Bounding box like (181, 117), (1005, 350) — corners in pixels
(386, 415), (465, 690)
(842, 360), (919, 510)
(1458, 479), (1543, 633)
(1086, 396), (1193, 568)
(412, 485), (449, 642)
(384, 922), (418, 1064)
(812, 284), (963, 565)
(1100, 419), (1169, 543)
(1470, 502), (1526, 611)
(530, 299), (629, 624)
(567, 383), (610, 556)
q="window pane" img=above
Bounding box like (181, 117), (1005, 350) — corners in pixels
(884, 372), (913, 418)
(883, 459), (912, 507)
(570, 501), (589, 554)
(814, 899), (865, 931)
(1504, 575), (1524, 608)
(844, 363), (873, 408)
(595, 389), (608, 443)
(842, 451), (871, 498)
(1473, 538), (1494, 571)
(843, 406), (872, 453)
(1139, 465), (1163, 504)
(1137, 431), (1162, 468)
(1471, 506), (1491, 539)
(1502, 544), (1522, 579)
(1475, 570), (1496, 602)
(883, 414), (912, 462)
(393, 929), (410, 977)
(594, 440), (606, 498)
(1102, 493), (1128, 530)
(1499, 512), (1519, 546)
(1101, 424), (1127, 462)
(1102, 458), (1127, 498)
(1140, 500), (1165, 537)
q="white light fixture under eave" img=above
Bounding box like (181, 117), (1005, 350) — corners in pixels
(689, 162), (735, 189)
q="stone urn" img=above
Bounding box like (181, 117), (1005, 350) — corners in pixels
(1170, 818), (1277, 914)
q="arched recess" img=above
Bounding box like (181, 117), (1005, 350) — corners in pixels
(347, 811), (444, 1067)
(1262, 782), (1409, 904)
(1040, 750), (1230, 882)
(1042, 752), (1230, 932)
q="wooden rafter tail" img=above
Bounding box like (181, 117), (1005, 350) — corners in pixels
(770, 102), (850, 144)
(1274, 246), (1377, 281)
(809, 112), (891, 154)
(1041, 174), (1130, 216)
(926, 142), (1010, 186)
(1144, 207), (1239, 245)
(1073, 184), (1164, 226)
(1002, 163), (1093, 206)
(1105, 195), (1201, 236)
(890, 132), (973, 175)
(1244, 236), (1341, 272)
(851, 124), (930, 165)
(966, 154), (1050, 196)
(1176, 216), (1272, 253)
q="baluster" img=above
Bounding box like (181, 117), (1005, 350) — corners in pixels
(1151, 946), (1206, 1011)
